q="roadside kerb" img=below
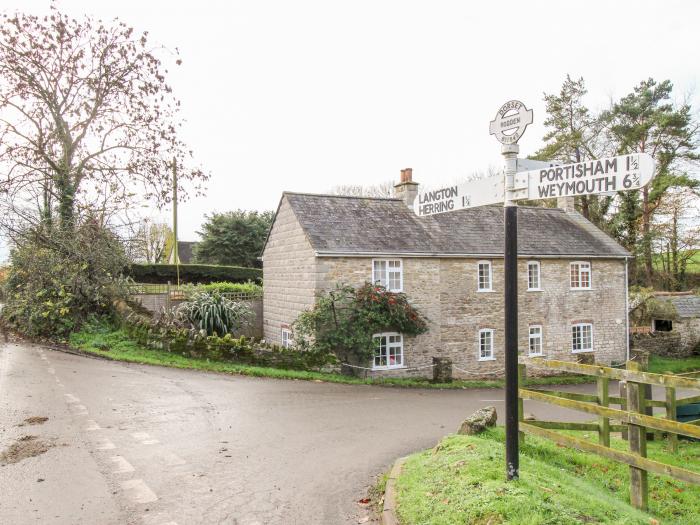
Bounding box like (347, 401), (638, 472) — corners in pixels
(382, 456), (407, 525)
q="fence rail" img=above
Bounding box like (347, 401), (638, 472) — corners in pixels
(125, 284), (262, 302)
(518, 357), (700, 511)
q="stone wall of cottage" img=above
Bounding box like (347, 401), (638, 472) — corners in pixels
(262, 197), (317, 345)
(315, 256), (628, 378)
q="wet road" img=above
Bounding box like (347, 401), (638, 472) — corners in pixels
(0, 342), (596, 525)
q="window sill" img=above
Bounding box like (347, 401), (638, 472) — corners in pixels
(477, 289), (494, 293)
(528, 353), (544, 358)
(372, 365), (406, 371)
(570, 287), (592, 291)
(572, 349), (594, 354)
(527, 288), (543, 292)
(478, 357), (496, 362)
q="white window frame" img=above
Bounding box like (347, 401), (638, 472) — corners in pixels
(281, 328), (294, 349)
(372, 259), (403, 292)
(372, 332), (404, 370)
(571, 323), (594, 353)
(478, 328), (495, 361)
(527, 261), (541, 291)
(570, 261), (592, 290)
(528, 325), (543, 356)
(477, 260), (493, 292)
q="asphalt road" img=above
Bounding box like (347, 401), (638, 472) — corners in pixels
(0, 342), (596, 525)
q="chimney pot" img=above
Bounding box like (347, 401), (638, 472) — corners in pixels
(404, 168), (412, 182)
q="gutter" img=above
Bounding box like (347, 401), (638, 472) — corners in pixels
(314, 251), (630, 259)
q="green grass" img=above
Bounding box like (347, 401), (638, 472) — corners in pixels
(67, 322), (590, 389)
(652, 250), (700, 273)
(649, 354), (700, 375)
(395, 427), (700, 525)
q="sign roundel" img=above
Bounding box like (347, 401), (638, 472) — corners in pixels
(489, 100), (533, 145)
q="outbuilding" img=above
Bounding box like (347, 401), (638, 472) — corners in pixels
(262, 169), (631, 378)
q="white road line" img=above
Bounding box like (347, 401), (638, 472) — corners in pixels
(121, 479), (158, 504)
(161, 452), (186, 466)
(85, 420), (101, 431)
(64, 393), (80, 403)
(109, 455), (135, 474)
(132, 432), (160, 445)
(73, 404), (87, 411)
(95, 438), (116, 450)
(47, 367), (55, 374)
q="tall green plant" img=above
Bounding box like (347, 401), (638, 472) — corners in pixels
(178, 291), (253, 336)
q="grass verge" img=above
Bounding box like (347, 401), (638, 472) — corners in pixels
(67, 322), (590, 389)
(648, 354), (700, 375)
(395, 427), (700, 525)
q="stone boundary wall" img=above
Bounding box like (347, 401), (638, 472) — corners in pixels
(630, 331), (686, 358)
(130, 293), (263, 339)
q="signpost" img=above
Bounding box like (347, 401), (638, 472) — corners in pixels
(412, 99), (656, 482)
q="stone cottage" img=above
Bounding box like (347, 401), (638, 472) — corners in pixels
(262, 169), (631, 378)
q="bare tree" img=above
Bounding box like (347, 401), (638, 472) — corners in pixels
(0, 5), (206, 233)
(124, 219), (172, 263)
(329, 181), (395, 198)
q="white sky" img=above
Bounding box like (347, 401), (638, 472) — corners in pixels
(5, 0), (700, 246)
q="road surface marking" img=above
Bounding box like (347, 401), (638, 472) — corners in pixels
(64, 393), (80, 403)
(132, 432), (160, 445)
(161, 452), (186, 466)
(47, 367), (55, 374)
(85, 420), (101, 431)
(109, 455), (135, 473)
(73, 404), (87, 411)
(121, 479), (158, 503)
(480, 399), (503, 402)
(95, 438), (116, 450)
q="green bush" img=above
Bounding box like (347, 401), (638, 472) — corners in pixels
(120, 315), (335, 370)
(126, 263), (262, 284)
(3, 222), (128, 338)
(293, 282), (428, 368)
(193, 281), (262, 295)
(177, 291), (253, 336)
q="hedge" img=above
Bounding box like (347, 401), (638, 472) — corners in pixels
(126, 264), (262, 285)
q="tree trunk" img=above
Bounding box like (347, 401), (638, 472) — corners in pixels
(641, 186), (653, 287)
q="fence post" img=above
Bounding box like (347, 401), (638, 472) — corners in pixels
(626, 360), (649, 511)
(518, 363), (525, 445)
(665, 386), (678, 452)
(597, 377), (610, 447)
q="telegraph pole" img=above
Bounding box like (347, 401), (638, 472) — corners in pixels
(172, 157), (180, 287)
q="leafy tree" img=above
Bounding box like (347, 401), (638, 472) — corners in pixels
(534, 75), (612, 224)
(0, 5), (206, 232)
(194, 210), (274, 267)
(604, 78), (700, 285)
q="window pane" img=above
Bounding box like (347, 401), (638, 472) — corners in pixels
(373, 261), (387, 287)
(480, 330), (492, 358)
(570, 264), (579, 288)
(478, 263), (491, 290)
(529, 326), (542, 354)
(528, 263), (539, 289)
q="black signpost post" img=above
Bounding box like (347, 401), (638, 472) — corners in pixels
(490, 102), (533, 481)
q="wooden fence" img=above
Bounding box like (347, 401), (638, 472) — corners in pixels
(518, 358), (700, 511)
(125, 283), (262, 302)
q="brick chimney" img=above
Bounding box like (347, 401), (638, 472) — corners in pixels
(394, 168), (419, 208)
(557, 196), (576, 212)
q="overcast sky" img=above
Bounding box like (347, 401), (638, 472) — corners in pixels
(7, 0), (700, 246)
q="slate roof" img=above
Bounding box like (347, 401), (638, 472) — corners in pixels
(666, 295), (700, 318)
(282, 192), (630, 258)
